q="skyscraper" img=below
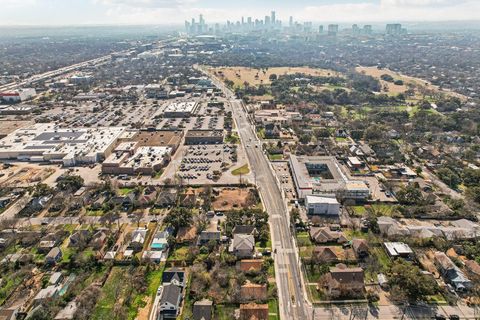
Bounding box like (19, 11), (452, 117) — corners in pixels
(271, 11), (276, 25)
(289, 16), (293, 28)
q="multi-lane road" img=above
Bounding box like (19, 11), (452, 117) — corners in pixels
(200, 65), (310, 320)
(231, 99), (310, 320)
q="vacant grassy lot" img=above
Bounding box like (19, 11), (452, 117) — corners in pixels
(231, 164), (250, 176)
(356, 66), (467, 100)
(212, 66), (342, 88)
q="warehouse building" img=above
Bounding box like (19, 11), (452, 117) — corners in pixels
(0, 123), (125, 166)
(305, 195), (340, 215)
(0, 88), (36, 103)
(163, 101), (198, 118)
(184, 130), (224, 145)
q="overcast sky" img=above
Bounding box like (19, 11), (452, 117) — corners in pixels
(1, 0), (479, 26)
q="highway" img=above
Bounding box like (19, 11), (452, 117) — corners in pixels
(0, 55), (111, 92)
(199, 65), (310, 319)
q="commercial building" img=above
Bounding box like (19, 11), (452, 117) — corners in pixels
(102, 145), (172, 175)
(0, 104), (37, 115)
(0, 88), (36, 103)
(289, 155), (370, 201)
(0, 123), (125, 166)
(254, 109), (302, 126)
(185, 130), (224, 145)
(70, 74), (94, 85)
(305, 195), (340, 215)
(144, 84), (168, 99)
(163, 101), (198, 118)
(102, 129), (181, 175)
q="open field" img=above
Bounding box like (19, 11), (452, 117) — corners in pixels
(212, 188), (253, 211)
(356, 66), (467, 100)
(210, 66), (343, 88)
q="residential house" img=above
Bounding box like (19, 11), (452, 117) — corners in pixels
(192, 299), (213, 320)
(229, 234), (255, 259)
(162, 268), (186, 287)
(155, 189), (177, 208)
(264, 123), (281, 139)
(49, 272), (63, 286)
(111, 192), (136, 210)
(239, 303), (268, 320)
(198, 220), (221, 245)
(232, 225), (258, 237)
(138, 186), (158, 207)
(38, 240), (57, 254)
(90, 230), (108, 250)
(68, 230), (91, 248)
(434, 252), (472, 292)
(323, 264), (364, 298)
(352, 239), (369, 259)
(158, 283), (182, 319)
(33, 285), (61, 305)
(309, 227), (348, 244)
(129, 228), (147, 251)
(383, 242), (414, 259)
(313, 246), (341, 264)
(143, 229), (171, 263)
(45, 247), (62, 265)
(240, 283), (268, 302)
(197, 230), (221, 246)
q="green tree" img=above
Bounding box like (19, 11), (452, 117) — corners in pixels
(164, 207), (193, 232)
(396, 185), (424, 206)
(388, 260), (438, 302)
(436, 167), (461, 189)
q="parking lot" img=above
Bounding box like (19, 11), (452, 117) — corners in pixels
(160, 143), (251, 185)
(156, 115), (224, 130)
(272, 161), (297, 201)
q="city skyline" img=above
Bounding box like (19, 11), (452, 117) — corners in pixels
(1, 0), (480, 26)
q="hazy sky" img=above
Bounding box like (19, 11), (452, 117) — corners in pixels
(1, 0), (479, 26)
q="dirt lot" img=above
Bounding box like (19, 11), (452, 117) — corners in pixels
(212, 188), (253, 211)
(0, 164), (55, 187)
(211, 66), (342, 87)
(356, 66), (467, 99)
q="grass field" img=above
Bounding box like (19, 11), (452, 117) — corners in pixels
(356, 66), (467, 100)
(231, 164), (250, 176)
(211, 66), (342, 88)
(92, 267), (126, 320)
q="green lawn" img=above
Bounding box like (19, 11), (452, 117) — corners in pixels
(128, 268), (164, 319)
(268, 299), (279, 320)
(296, 232), (313, 247)
(215, 304), (237, 320)
(92, 267), (126, 320)
(168, 245), (190, 262)
(86, 209), (105, 216)
(224, 133), (240, 144)
(119, 187), (134, 195)
(268, 154), (283, 161)
(351, 205), (366, 217)
(231, 164), (250, 176)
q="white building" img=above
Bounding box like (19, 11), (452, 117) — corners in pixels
(0, 123), (125, 166)
(163, 101), (198, 118)
(0, 88), (36, 103)
(305, 195), (340, 215)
